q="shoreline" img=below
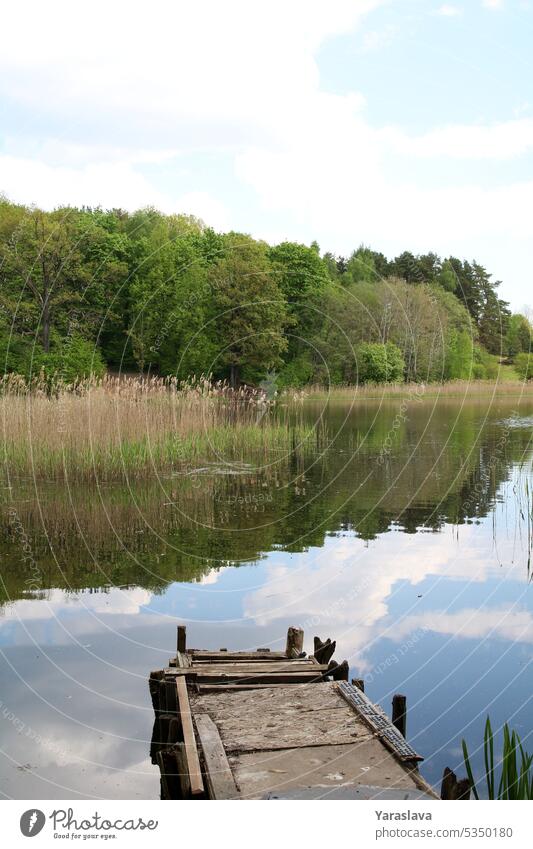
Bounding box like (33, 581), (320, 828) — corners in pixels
(292, 379), (533, 402)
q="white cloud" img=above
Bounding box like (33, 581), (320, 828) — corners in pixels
(199, 566), (232, 585)
(361, 25), (396, 51)
(483, 0), (504, 8)
(236, 116), (533, 255)
(0, 154), (170, 211)
(0, 0), (381, 149)
(395, 607), (533, 645)
(384, 118), (533, 159)
(0, 0), (530, 307)
(173, 192), (231, 232)
(434, 4), (463, 15)
(0, 0), (379, 220)
(3, 587), (152, 621)
(243, 525), (527, 670)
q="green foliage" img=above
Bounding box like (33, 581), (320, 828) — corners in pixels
(278, 352), (315, 388)
(446, 330), (474, 379)
(506, 313), (532, 359)
(474, 345), (499, 380)
(268, 240), (329, 303)
(439, 259), (457, 292)
(357, 342), (405, 384)
(0, 198), (514, 386)
(462, 717), (533, 800)
(345, 245), (378, 284)
(209, 234), (289, 385)
(36, 334), (106, 382)
(515, 352), (533, 380)
(0, 332), (105, 382)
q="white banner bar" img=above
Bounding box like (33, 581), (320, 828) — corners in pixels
(3, 799), (531, 848)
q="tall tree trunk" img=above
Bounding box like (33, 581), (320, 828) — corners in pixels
(42, 295), (50, 353)
(230, 363), (240, 388)
(41, 254), (51, 354)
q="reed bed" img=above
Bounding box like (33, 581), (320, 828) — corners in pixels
(297, 379), (533, 402)
(0, 374), (313, 481)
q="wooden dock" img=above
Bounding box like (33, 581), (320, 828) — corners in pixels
(149, 626), (439, 800)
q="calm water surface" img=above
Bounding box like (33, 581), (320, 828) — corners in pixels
(1, 394), (532, 798)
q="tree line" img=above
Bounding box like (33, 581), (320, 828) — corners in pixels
(0, 197), (530, 386)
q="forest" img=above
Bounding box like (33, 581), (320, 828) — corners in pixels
(0, 197), (531, 387)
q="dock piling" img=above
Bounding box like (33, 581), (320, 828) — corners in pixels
(313, 637), (337, 665)
(177, 624), (187, 653)
(285, 626), (304, 658)
(392, 694), (407, 738)
(149, 628), (435, 800)
(441, 767), (471, 800)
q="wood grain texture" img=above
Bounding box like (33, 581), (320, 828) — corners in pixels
(195, 714), (239, 799)
(176, 677), (204, 795)
(192, 682), (372, 754)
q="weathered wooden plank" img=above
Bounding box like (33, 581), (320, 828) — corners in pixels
(191, 683), (371, 754)
(192, 682), (342, 717)
(336, 682), (423, 763)
(196, 683), (317, 693)
(173, 742), (191, 798)
(229, 741), (426, 800)
(191, 659), (321, 668)
(192, 661), (325, 673)
(212, 706), (372, 753)
(165, 662), (328, 675)
(176, 677), (204, 796)
(195, 714), (239, 800)
(165, 669), (328, 686)
(193, 672), (326, 684)
(189, 650), (286, 660)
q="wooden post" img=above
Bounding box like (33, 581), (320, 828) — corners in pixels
(177, 625), (186, 653)
(455, 779), (472, 800)
(285, 626), (304, 658)
(441, 767), (471, 800)
(351, 677), (365, 692)
(313, 637), (336, 665)
(328, 659), (349, 681)
(392, 694), (407, 738)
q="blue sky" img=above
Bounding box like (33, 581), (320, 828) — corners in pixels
(0, 0), (531, 309)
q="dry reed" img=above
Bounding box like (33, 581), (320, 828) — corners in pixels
(297, 379), (533, 402)
(0, 373), (312, 481)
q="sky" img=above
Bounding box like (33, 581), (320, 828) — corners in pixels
(0, 0), (531, 309)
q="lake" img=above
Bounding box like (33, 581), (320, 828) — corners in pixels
(1, 392), (532, 799)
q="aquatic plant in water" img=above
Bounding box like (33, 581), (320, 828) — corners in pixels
(462, 717), (533, 800)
